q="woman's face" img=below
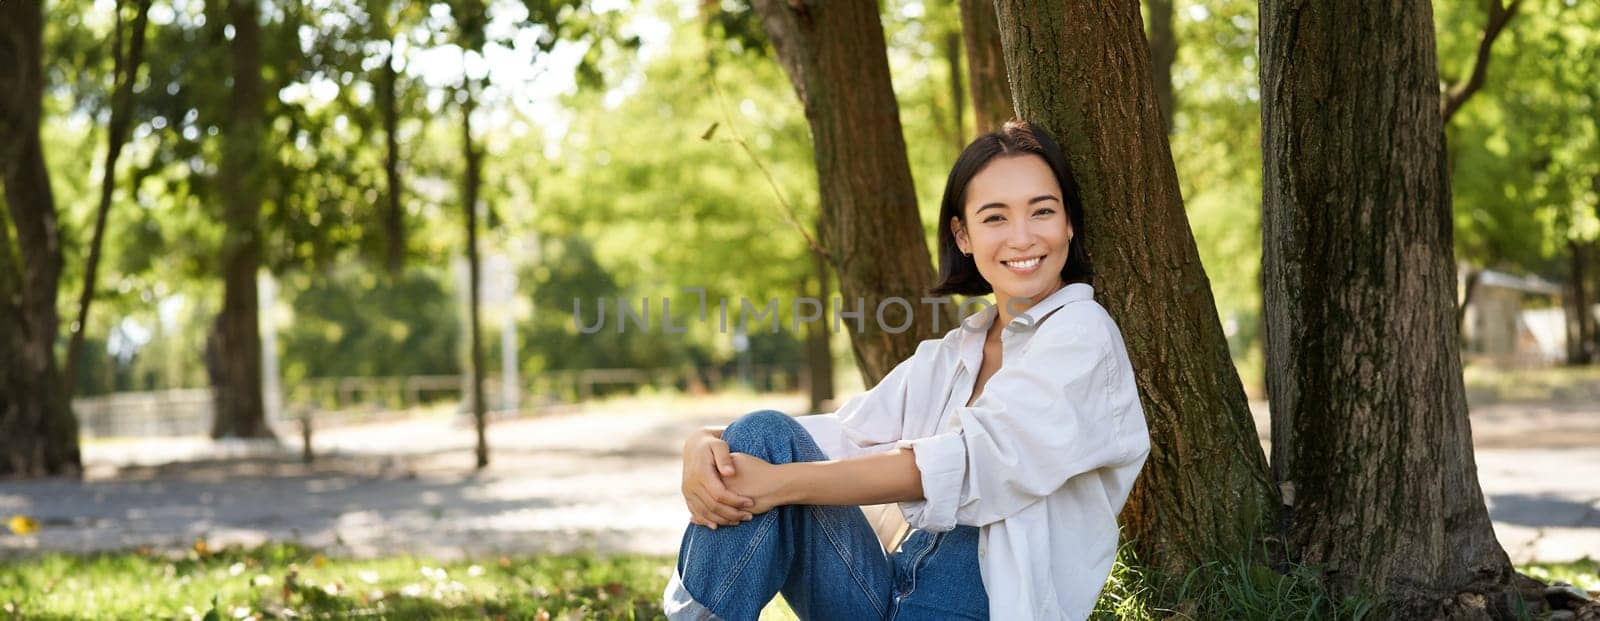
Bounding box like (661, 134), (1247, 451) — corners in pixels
(952, 154), (1073, 303)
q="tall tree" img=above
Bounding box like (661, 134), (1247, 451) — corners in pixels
(0, 0), (82, 477)
(748, 0), (951, 384)
(1566, 239), (1595, 365)
(209, 0), (274, 439)
(371, 0), (408, 275)
(805, 221), (834, 414)
(455, 0), (490, 468)
(67, 0), (154, 382)
(993, 0), (1276, 575)
(943, 30), (965, 150)
(463, 91), (489, 468)
(957, 0), (1012, 133)
(1260, 0), (1526, 614)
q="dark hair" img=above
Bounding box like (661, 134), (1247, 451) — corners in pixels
(928, 120), (1092, 297)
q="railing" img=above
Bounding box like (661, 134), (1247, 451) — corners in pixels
(74, 388), (214, 438)
(72, 364), (807, 439)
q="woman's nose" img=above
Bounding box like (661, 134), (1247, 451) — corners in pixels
(1007, 219), (1035, 248)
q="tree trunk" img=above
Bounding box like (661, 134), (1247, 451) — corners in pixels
(805, 239), (835, 414)
(1145, 0), (1176, 133)
(994, 0), (1277, 576)
(1567, 239), (1594, 366)
(210, 0), (273, 439)
(463, 91), (489, 469)
(0, 0), (82, 478)
(380, 51), (405, 275)
(958, 0), (1012, 134)
(944, 30), (965, 152)
(68, 0), (153, 381)
(1260, 0), (1522, 613)
(749, 0), (952, 385)
(1458, 267), (1482, 339)
(1590, 176), (1600, 361)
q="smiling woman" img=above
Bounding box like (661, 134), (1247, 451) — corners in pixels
(664, 121), (1150, 620)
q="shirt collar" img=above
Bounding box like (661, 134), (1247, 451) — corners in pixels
(955, 282), (1095, 372)
(1011, 282), (1094, 328)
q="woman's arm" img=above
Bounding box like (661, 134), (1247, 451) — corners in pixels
(725, 448), (924, 514)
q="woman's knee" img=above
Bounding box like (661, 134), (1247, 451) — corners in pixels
(722, 409), (802, 456)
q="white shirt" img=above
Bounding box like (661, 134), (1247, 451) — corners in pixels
(796, 282), (1150, 620)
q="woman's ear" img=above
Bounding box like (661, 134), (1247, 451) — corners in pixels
(950, 216), (970, 254)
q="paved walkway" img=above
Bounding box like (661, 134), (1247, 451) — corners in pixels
(1, 395), (1595, 563)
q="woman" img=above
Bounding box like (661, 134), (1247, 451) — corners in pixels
(663, 121), (1150, 620)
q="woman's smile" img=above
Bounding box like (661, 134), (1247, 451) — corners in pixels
(1000, 254), (1046, 274)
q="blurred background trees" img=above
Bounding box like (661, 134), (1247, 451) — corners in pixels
(3, 0), (1597, 611)
(8, 0), (1594, 478)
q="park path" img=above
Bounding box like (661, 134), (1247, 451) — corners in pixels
(1, 394), (1596, 563)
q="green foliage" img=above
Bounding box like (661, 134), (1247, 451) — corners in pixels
(34, 0), (1598, 396)
(278, 267), (461, 384)
(1444, 0), (1600, 274)
(522, 235), (704, 374)
(1164, 0), (1266, 376)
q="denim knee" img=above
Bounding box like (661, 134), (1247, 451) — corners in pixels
(722, 409), (801, 458)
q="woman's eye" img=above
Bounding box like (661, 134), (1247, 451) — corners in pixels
(1033, 208), (1056, 217)
(983, 215), (1004, 223)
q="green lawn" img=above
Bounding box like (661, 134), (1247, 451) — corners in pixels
(0, 542), (799, 620)
(0, 543), (1592, 620)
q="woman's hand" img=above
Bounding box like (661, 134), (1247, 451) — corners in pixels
(681, 428), (755, 529)
(723, 453), (790, 515)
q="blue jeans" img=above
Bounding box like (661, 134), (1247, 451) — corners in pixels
(664, 409), (988, 620)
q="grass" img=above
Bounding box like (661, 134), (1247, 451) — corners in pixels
(0, 542), (801, 620)
(1462, 363), (1600, 404)
(1090, 539), (1386, 621)
(1090, 540), (1600, 621)
(0, 542), (1592, 620)
(0, 543), (668, 620)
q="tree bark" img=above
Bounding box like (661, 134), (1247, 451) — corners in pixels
(68, 0), (153, 381)
(1145, 0), (1176, 133)
(210, 0), (273, 439)
(463, 90), (489, 469)
(994, 0), (1277, 576)
(749, 0), (952, 385)
(1260, 0), (1521, 613)
(958, 0), (1012, 134)
(0, 0), (82, 478)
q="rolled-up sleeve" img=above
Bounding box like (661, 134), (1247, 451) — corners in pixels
(897, 315), (1132, 531)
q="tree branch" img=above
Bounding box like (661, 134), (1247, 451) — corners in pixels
(1441, 0), (1521, 124)
(67, 0), (152, 381)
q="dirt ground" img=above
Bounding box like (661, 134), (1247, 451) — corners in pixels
(1, 394), (1595, 564)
